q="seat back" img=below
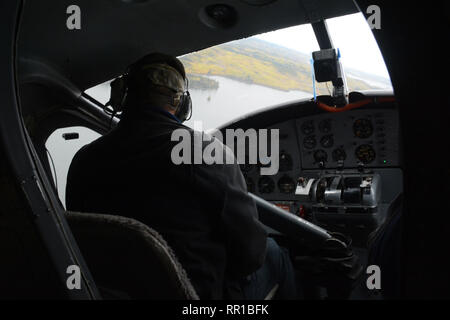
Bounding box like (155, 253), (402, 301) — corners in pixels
(66, 211), (199, 299)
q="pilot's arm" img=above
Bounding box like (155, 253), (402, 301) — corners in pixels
(194, 139), (268, 279)
(219, 164), (268, 278)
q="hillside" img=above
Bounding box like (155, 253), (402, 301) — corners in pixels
(180, 38), (390, 95)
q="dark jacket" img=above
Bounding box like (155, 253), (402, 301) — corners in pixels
(66, 107), (267, 299)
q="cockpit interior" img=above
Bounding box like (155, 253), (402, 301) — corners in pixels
(3, 0), (449, 302)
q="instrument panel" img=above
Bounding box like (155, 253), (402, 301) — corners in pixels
(239, 107), (400, 203)
(297, 109), (399, 169)
(236, 105), (402, 246)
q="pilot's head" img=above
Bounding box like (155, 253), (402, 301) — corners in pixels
(120, 52), (192, 122)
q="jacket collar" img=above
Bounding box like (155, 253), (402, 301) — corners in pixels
(120, 105), (182, 126)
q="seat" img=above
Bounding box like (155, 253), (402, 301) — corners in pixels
(65, 211), (199, 299)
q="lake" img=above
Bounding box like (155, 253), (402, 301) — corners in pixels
(185, 76), (311, 130)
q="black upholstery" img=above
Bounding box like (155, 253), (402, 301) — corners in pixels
(367, 194), (403, 299)
(65, 211), (199, 300)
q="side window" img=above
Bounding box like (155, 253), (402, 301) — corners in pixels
(45, 126), (101, 207)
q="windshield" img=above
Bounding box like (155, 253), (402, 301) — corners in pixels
(86, 12), (392, 131)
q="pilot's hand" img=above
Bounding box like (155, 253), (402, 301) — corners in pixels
(294, 233), (364, 299)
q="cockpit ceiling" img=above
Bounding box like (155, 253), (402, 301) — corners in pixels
(18, 0), (358, 91)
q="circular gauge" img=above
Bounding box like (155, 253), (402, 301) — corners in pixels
(319, 119), (332, 133)
(258, 176), (275, 194)
(353, 118), (374, 139)
(303, 135), (316, 149)
(278, 176), (296, 194)
(320, 134), (334, 148)
(245, 176), (255, 192)
(355, 144), (376, 164)
(332, 147), (347, 162)
(301, 120), (315, 135)
(279, 152), (293, 172)
(313, 149), (328, 163)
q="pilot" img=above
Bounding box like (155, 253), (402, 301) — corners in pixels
(66, 53), (297, 300)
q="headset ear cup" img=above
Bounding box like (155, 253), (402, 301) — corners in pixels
(175, 91), (192, 122)
(186, 93), (192, 120)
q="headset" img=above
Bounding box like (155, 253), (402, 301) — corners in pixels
(106, 58), (192, 123)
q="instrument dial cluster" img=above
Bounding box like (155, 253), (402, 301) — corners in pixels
(238, 121), (302, 200)
(236, 108), (398, 201)
(297, 109), (399, 169)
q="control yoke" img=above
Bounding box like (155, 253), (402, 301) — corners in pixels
(249, 192), (332, 245)
(249, 192), (363, 298)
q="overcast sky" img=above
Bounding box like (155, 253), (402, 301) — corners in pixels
(256, 13), (390, 79)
